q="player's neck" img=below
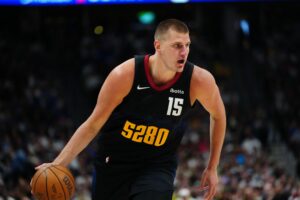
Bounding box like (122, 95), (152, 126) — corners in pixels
(149, 54), (177, 86)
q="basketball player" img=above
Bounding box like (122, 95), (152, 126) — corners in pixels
(31, 19), (226, 200)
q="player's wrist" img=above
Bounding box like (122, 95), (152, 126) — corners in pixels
(53, 158), (67, 167)
(206, 163), (218, 171)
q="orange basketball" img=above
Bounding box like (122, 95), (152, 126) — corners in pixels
(31, 165), (75, 200)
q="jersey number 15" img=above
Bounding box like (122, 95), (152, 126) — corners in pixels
(167, 97), (184, 116)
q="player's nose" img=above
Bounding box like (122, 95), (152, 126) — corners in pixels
(179, 46), (188, 57)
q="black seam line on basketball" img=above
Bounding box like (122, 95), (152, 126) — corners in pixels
(45, 171), (49, 200)
(33, 169), (46, 194)
(52, 166), (75, 188)
(49, 168), (67, 200)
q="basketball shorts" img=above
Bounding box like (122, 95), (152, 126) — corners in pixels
(92, 158), (176, 200)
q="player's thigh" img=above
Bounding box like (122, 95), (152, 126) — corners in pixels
(92, 170), (127, 200)
(92, 164), (136, 200)
(130, 190), (173, 200)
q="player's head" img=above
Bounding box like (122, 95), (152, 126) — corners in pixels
(154, 19), (191, 72)
(154, 19), (189, 41)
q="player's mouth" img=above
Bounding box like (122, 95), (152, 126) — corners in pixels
(177, 59), (185, 65)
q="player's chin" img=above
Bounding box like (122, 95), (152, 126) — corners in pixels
(176, 63), (185, 72)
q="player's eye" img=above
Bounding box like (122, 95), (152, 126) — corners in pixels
(173, 44), (183, 49)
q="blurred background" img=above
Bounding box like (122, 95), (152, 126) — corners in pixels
(0, 0), (300, 199)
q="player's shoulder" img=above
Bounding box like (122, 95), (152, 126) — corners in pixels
(104, 58), (135, 96)
(112, 58), (134, 74)
(108, 58), (135, 84)
(191, 65), (216, 86)
(190, 65), (217, 103)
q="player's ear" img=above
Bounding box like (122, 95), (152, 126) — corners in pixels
(154, 40), (161, 52)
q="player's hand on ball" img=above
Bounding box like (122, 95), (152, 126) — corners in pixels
(35, 162), (54, 170)
(30, 164), (75, 200)
(30, 163), (53, 194)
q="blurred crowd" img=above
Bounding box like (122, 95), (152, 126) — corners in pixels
(1, 3), (300, 200)
(253, 21), (300, 175)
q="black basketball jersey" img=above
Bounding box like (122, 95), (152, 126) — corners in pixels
(97, 55), (195, 163)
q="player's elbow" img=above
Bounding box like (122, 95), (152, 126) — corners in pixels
(211, 101), (226, 122)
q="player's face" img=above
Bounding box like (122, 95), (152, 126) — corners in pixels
(157, 29), (191, 72)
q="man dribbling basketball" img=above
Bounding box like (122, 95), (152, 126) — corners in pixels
(31, 19), (226, 200)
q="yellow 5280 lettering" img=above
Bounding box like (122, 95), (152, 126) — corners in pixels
(121, 120), (169, 146)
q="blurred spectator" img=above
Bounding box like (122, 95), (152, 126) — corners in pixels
(241, 127), (262, 155)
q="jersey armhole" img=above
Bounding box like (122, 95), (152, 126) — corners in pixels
(133, 54), (145, 85)
(123, 55), (143, 98)
(188, 63), (195, 107)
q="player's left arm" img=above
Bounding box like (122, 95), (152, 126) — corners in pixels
(190, 66), (226, 200)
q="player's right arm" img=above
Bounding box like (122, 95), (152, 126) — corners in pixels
(36, 58), (135, 169)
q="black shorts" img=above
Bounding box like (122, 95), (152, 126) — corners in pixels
(92, 159), (176, 200)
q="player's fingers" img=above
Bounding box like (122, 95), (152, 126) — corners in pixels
(211, 186), (217, 199)
(199, 185), (209, 192)
(204, 184), (216, 200)
(29, 179), (32, 188)
(35, 163), (52, 170)
(203, 187), (211, 200)
(30, 179), (34, 194)
(200, 173), (208, 189)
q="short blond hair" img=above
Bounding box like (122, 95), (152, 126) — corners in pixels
(154, 19), (189, 40)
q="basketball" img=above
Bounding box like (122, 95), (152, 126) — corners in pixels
(31, 165), (75, 200)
